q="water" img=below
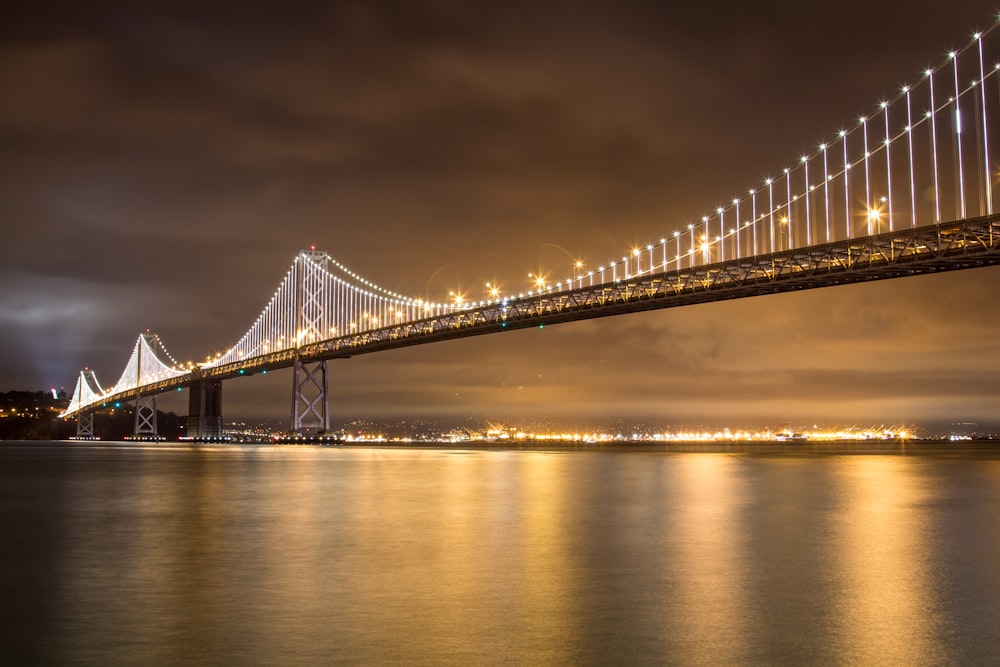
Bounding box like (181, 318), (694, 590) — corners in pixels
(2, 441), (1000, 665)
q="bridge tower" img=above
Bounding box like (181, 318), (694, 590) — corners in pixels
(291, 248), (330, 435)
(76, 412), (95, 438)
(134, 395), (158, 438)
(187, 376), (223, 440)
(131, 331), (160, 439)
(73, 369), (102, 439)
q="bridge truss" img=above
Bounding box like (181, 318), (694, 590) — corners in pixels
(282, 216), (1000, 360)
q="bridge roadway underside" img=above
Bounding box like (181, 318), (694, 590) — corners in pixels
(91, 215), (999, 413)
(291, 214), (1000, 363)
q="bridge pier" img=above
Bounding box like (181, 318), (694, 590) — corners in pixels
(187, 379), (223, 440)
(291, 358), (328, 435)
(76, 412), (94, 439)
(134, 394), (158, 438)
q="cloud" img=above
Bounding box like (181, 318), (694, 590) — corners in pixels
(1, 1), (998, 429)
(0, 269), (182, 388)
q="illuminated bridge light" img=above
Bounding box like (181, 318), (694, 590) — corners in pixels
(58, 23), (1000, 428)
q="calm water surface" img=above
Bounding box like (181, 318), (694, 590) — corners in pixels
(2, 441), (1000, 665)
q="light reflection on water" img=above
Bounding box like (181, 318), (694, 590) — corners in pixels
(2, 442), (1000, 665)
(833, 457), (939, 664)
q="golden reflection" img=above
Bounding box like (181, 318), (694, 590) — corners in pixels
(46, 445), (1000, 663)
(832, 456), (941, 664)
(514, 452), (576, 651)
(314, 449), (578, 658)
(665, 455), (750, 661)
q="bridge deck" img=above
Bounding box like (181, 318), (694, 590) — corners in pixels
(69, 215), (999, 415)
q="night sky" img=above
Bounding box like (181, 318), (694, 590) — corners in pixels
(3, 1), (999, 429)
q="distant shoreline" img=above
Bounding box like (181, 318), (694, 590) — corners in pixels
(3, 438), (999, 456)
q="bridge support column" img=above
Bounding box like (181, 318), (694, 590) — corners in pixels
(76, 412), (94, 439)
(187, 379), (223, 440)
(134, 395), (158, 438)
(292, 359), (328, 435)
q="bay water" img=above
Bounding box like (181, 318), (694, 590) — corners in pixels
(2, 441), (999, 665)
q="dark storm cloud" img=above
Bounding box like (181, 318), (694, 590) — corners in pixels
(1, 0), (998, 427)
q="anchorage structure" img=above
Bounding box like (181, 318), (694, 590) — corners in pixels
(60, 23), (1000, 439)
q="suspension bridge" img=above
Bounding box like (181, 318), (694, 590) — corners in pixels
(61, 23), (1000, 440)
